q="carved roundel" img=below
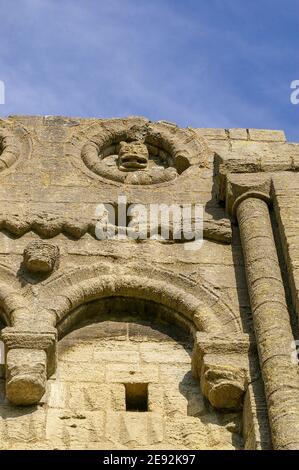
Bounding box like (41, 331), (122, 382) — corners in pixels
(77, 118), (208, 186)
(0, 128), (20, 173)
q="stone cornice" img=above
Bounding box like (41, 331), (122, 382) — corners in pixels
(214, 141), (299, 204)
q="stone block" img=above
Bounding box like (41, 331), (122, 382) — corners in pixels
(46, 409), (104, 449)
(229, 129), (248, 140)
(58, 362), (105, 383)
(248, 129), (286, 142)
(106, 363), (159, 383)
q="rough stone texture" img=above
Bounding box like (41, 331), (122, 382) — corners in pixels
(0, 115), (298, 450)
(237, 197), (299, 449)
(79, 119), (208, 185)
(0, 321), (243, 450)
(272, 173), (299, 326)
(192, 333), (253, 411)
(118, 141), (149, 171)
(5, 349), (47, 406)
(23, 240), (59, 273)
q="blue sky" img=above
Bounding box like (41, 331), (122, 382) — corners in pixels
(0, 0), (298, 141)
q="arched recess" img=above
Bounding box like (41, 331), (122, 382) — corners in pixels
(1, 260), (250, 414)
(36, 261), (250, 449)
(34, 261), (242, 336)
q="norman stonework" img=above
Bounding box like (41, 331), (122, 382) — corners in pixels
(0, 115), (299, 449)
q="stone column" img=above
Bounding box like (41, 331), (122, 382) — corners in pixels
(234, 192), (299, 449)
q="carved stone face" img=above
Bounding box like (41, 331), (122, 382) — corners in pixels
(118, 141), (149, 172)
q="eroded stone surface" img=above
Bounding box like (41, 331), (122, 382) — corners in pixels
(0, 322), (243, 450)
(6, 349), (47, 406)
(0, 116), (297, 450)
(23, 240), (59, 273)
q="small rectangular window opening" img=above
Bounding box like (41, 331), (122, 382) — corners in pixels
(125, 383), (148, 412)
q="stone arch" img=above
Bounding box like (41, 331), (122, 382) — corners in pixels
(0, 124), (31, 176)
(2, 261), (246, 408)
(35, 261), (242, 335)
(0, 128), (20, 173)
(34, 262), (246, 449)
(0, 264), (30, 327)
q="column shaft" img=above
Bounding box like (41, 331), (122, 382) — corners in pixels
(237, 197), (299, 450)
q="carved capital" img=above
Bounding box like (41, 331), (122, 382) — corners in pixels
(192, 333), (252, 410)
(5, 348), (47, 406)
(1, 327), (57, 406)
(226, 173), (271, 218)
(1, 327), (56, 405)
(1, 328), (57, 375)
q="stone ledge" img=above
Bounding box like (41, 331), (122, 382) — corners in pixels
(195, 128), (286, 142)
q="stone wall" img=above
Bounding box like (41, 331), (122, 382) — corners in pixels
(0, 115), (298, 449)
(0, 320), (242, 450)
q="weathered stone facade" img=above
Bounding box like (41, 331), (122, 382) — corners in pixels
(0, 115), (298, 449)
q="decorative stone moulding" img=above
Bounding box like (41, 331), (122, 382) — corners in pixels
(0, 210), (232, 244)
(23, 240), (60, 273)
(69, 117), (209, 186)
(0, 128), (20, 172)
(225, 173), (271, 218)
(0, 260), (241, 406)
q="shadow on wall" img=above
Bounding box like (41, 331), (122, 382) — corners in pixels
(57, 296), (195, 345)
(179, 370), (243, 448)
(0, 316), (244, 449)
